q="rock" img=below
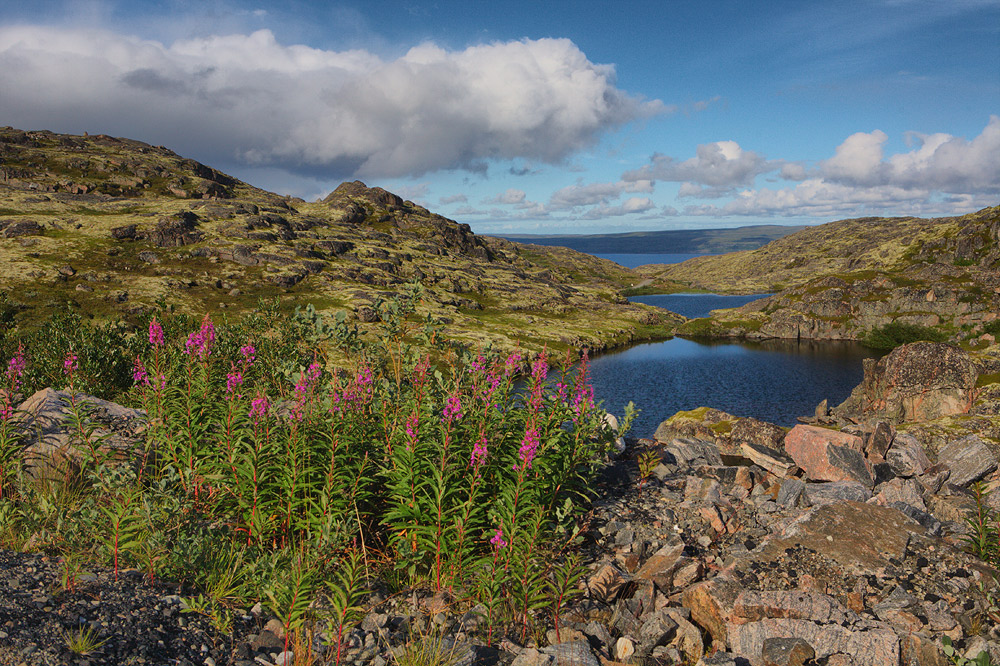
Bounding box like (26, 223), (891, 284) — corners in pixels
(138, 250), (160, 263)
(614, 637), (634, 661)
(761, 637), (816, 666)
(834, 342), (978, 423)
(727, 620), (898, 666)
(936, 434), (998, 487)
(12, 387), (147, 482)
(875, 477), (926, 511)
(732, 590), (848, 624)
(540, 640), (600, 666)
(3, 219), (43, 237)
(752, 501), (923, 573)
(776, 478), (805, 510)
(682, 575), (743, 646)
(729, 418), (787, 450)
(635, 536), (686, 592)
(666, 438), (724, 467)
(784, 425), (873, 487)
(865, 421), (895, 461)
(889, 501), (942, 535)
(814, 399), (828, 419)
(587, 562), (627, 602)
(511, 648), (555, 666)
(885, 433), (931, 477)
(900, 633), (949, 666)
(697, 653), (740, 666)
(917, 464), (951, 494)
(740, 442), (796, 478)
(802, 481), (872, 505)
(110, 224), (137, 240)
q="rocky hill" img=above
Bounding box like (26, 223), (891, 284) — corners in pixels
(638, 207), (1000, 344)
(0, 127), (678, 354)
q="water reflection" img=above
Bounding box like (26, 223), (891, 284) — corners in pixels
(587, 337), (881, 437)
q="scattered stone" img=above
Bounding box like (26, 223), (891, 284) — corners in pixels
(802, 481), (872, 505)
(886, 433), (932, 477)
(740, 442), (796, 478)
(784, 425), (873, 487)
(936, 434), (998, 487)
(761, 637), (816, 666)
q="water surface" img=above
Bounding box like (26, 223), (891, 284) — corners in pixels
(587, 337), (880, 437)
(591, 252), (706, 268)
(630, 293), (772, 319)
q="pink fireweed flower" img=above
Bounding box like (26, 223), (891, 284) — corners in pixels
(249, 394), (269, 422)
(0, 401), (11, 422)
(515, 427), (540, 471)
(556, 382), (569, 403)
(530, 356), (548, 383)
(132, 356), (150, 387)
(405, 413), (419, 450)
(183, 315), (216, 360)
(468, 354), (486, 374)
(6, 345), (26, 391)
(490, 528), (507, 550)
(504, 351), (522, 377)
(148, 318), (164, 348)
(239, 344), (256, 368)
(307, 362), (322, 382)
(442, 394), (463, 423)
(225, 370), (244, 398)
(470, 435), (488, 473)
(63, 353), (78, 376)
(573, 384), (594, 418)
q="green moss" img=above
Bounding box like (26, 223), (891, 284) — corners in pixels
(976, 372), (1000, 388)
(862, 322), (947, 350)
(709, 420), (733, 435)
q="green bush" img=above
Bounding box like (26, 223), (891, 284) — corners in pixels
(862, 321), (947, 350)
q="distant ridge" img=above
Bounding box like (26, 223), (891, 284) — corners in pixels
(499, 224), (807, 255)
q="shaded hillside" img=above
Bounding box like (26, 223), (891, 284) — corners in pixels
(502, 224), (806, 256)
(637, 208), (1000, 345)
(0, 127), (680, 355)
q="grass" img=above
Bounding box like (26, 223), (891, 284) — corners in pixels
(0, 296), (628, 654)
(861, 321), (947, 350)
(63, 624), (108, 655)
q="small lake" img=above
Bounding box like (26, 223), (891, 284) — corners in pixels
(630, 293), (772, 319)
(587, 337), (880, 437)
(591, 252), (707, 268)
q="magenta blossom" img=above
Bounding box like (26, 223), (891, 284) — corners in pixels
(183, 315), (216, 360)
(6, 345), (26, 391)
(490, 528), (507, 550)
(249, 394), (269, 422)
(226, 370), (244, 398)
(470, 436), (488, 473)
(148, 318), (164, 348)
(442, 394), (463, 423)
(63, 353), (78, 376)
(515, 427), (540, 471)
(132, 356), (150, 387)
(239, 344), (256, 367)
(504, 351), (523, 377)
(0, 401), (11, 422)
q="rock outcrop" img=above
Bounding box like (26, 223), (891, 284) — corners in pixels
(834, 342), (979, 423)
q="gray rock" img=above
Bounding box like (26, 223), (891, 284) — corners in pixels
(741, 442), (797, 478)
(937, 434), (998, 487)
(761, 637), (816, 666)
(889, 501), (942, 536)
(885, 433), (931, 477)
(540, 640), (600, 666)
(776, 478), (805, 510)
(803, 481), (872, 505)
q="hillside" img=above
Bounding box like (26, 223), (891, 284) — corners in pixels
(502, 224), (806, 255)
(0, 127), (679, 355)
(637, 208), (1000, 343)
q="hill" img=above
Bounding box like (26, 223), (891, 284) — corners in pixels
(637, 207), (1000, 344)
(502, 224), (806, 255)
(0, 127), (679, 355)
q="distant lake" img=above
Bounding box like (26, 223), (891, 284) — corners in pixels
(630, 293), (772, 319)
(587, 337), (880, 436)
(591, 252), (706, 268)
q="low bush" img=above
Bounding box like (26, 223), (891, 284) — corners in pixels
(861, 321), (947, 350)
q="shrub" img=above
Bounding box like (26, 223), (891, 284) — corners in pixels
(862, 321), (947, 350)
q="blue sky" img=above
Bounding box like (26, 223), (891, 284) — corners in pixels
(0, 0), (997, 234)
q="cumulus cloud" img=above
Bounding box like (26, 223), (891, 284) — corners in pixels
(439, 194), (468, 205)
(623, 140), (772, 188)
(548, 181), (637, 209)
(483, 189), (527, 205)
(581, 197), (655, 219)
(0, 26), (663, 179)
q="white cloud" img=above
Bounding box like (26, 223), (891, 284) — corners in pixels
(483, 189), (527, 205)
(549, 181), (631, 209)
(439, 194), (468, 205)
(820, 116), (1000, 193)
(581, 197), (655, 219)
(0, 26), (663, 179)
(622, 140), (772, 188)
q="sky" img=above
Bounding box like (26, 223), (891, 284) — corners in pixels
(0, 0), (997, 235)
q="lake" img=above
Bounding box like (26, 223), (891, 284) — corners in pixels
(630, 292), (772, 319)
(587, 337), (880, 437)
(591, 252), (706, 268)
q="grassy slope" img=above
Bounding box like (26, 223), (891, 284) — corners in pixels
(0, 127), (681, 356)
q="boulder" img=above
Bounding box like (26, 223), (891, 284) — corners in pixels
(834, 342), (977, 423)
(761, 637), (816, 666)
(11, 388), (146, 482)
(740, 442), (796, 478)
(935, 434), (998, 487)
(727, 619), (898, 666)
(802, 481), (872, 505)
(885, 433), (931, 477)
(783, 425), (873, 487)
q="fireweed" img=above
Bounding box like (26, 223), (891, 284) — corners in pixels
(0, 303), (621, 646)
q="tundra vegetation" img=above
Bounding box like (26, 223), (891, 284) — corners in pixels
(0, 298), (632, 659)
